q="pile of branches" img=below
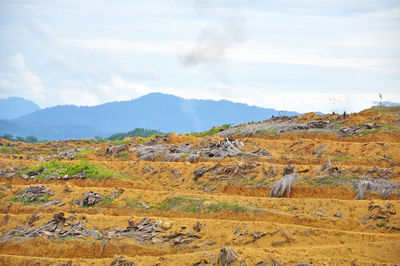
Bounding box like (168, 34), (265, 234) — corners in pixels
(1, 212), (99, 242)
(106, 218), (163, 244)
(339, 123), (381, 137)
(16, 185), (54, 202)
(355, 178), (399, 200)
(106, 144), (131, 156)
(73, 191), (103, 207)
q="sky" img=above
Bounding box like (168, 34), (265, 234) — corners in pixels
(0, 0), (399, 113)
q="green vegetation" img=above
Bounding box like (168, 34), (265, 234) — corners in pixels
(137, 134), (164, 144)
(255, 128), (279, 136)
(205, 202), (247, 213)
(128, 195), (251, 213)
(190, 124), (231, 137)
(75, 148), (95, 158)
(0, 134), (40, 143)
(97, 195), (114, 206)
(377, 221), (386, 227)
(370, 105), (400, 114)
(0, 146), (22, 154)
(107, 128), (164, 141)
(359, 125), (400, 136)
(117, 151), (130, 160)
(6, 194), (51, 205)
(22, 160), (120, 180)
(181, 153), (189, 158)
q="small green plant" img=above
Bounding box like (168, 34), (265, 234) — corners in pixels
(181, 153), (189, 158)
(6, 194), (51, 205)
(206, 202), (247, 213)
(75, 148), (94, 158)
(98, 195), (114, 206)
(190, 124), (232, 137)
(22, 160), (120, 180)
(0, 147), (22, 154)
(117, 151), (130, 160)
(377, 221), (386, 227)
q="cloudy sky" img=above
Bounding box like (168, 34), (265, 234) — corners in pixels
(1, 0), (399, 113)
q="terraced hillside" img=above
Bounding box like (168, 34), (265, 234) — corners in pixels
(0, 106), (399, 265)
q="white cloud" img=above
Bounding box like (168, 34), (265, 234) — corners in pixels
(0, 53), (45, 105)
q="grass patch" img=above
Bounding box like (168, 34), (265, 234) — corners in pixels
(6, 194), (51, 205)
(75, 148), (94, 158)
(97, 195), (114, 206)
(255, 128), (278, 136)
(0, 147), (22, 154)
(129, 196), (251, 213)
(181, 153), (189, 158)
(22, 160), (120, 180)
(359, 125), (400, 136)
(117, 151), (130, 160)
(190, 124), (231, 137)
(126, 196), (150, 209)
(369, 106), (400, 114)
(137, 134), (164, 144)
(110, 139), (132, 145)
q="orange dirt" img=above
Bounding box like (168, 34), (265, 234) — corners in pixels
(0, 106), (399, 265)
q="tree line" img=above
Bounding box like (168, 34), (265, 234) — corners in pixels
(0, 128), (163, 143)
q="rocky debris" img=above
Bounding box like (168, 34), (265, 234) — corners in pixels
(270, 173), (299, 198)
(16, 185), (54, 202)
(1, 212), (100, 242)
(110, 188), (124, 199)
(194, 161), (259, 182)
(171, 168), (180, 179)
(283, 165), (296, 175)
(106, 144), (130, 156)
(355, 178), (399, 200)
(109, 256), (136, 266)
(218, 247), (239, 266)
(201, 137), (243, 158)
(133, 136), (269, 162)
(245, 148), (271, 158)
(42, 199), (62, 207)
(318, 159), (348, 176)
(107, 218), (163, 244)
(367, 201), (396, 222)
(0, 167), (24, 179)
(333, 212), (344, 218)
(144, 134), (170, 145)
(193, 221), (202, 232)
(162, 229), (202, 246)
(28, 211), (40, 226)
(307, 119), (329, 129)
(312, 144), (326, 156)
(339, 123), (381, 137)
(194, 166), (209, 182)
(363, 166), (394, 179)
(57, 148), (86, 160)
(270, 115), (294, 122)
(73, 192), (103, 207)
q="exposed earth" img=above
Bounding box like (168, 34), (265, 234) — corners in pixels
(0, 106), (399, 265)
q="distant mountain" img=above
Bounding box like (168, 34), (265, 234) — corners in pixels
(0, 97), (41, 119)
(2, 92), (299, 140)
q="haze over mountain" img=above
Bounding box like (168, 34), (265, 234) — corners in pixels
(0, 93), (299, 140)
(0, 97), (41, 120)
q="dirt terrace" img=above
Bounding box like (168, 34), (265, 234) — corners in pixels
(0, 106), (399, 265)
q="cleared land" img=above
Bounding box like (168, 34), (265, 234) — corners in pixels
(0, 106), (399, 265)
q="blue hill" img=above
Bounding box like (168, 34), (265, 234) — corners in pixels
(2, 93), (299, 140)
(0, 97), (41, 119)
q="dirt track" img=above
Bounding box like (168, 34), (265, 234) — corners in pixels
(0, 107), (399, 265)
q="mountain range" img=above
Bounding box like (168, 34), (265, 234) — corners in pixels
(0, 93), (299, 140)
